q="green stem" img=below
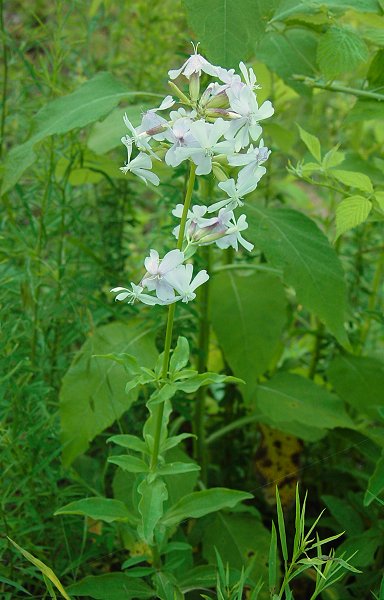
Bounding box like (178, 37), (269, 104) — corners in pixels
(193, 245), (211, 484)
(359, 252), (384, 352)
(293, 75), (384, 102)
(206, 413), (262, 446)
(149, 163), (196, 472)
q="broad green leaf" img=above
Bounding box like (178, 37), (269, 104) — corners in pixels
(272, 0), (382, 22)
(331, 169), (373, 193)
(161, 488), (252, 527)
(256, 372), (354, 432)
(2, 73), (155, 195)
(60, 320), (157, 466)
(88, 105), (151, 154)
(158, 461), (200, 476)
(178, 566), (217, 591)
(327, 355), (384, 417)
(183, 0), (279, 67)
(337, 529), (382, 568)
(347, 99), (384, 122)
(107, 434), (148, 454)
(322, 147), (345, 170)
(202, 512), (271, 594)
(138, 477), (168, 544)
(54, 497), (133, 523)
(365, 450), (384, 506)
(147, 383), (178, 405)
(8, 538), (71, 600)
(210, 271), (287, 400)
(245, 205), (349, 345)
(162, 447), (200, 509)
(297, 125), (321, 162)
(153, 571), (184, 600)
(335, 195), (372, 238)
(257, 29), (318, 96)
(375, 191), (384, 211)
(108, 455), (148, 473)
(67, 573), (154, 599)
(317, 26), (369, 79)
(169, 336), (190, 376)
(321, 495), (364, 535)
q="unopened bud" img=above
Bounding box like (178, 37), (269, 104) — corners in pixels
(168, 81), (191, 105)
(145, 124), (167, 136)
(206, 90), (229, 110)
(212, 163), (228, 182)
(189, 72), (200, 103)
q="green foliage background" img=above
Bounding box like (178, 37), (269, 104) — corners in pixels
(1, 0), (384, 598)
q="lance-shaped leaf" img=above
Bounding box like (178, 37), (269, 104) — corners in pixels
(108, 455), (149, 474)
(161, 488), (253, 527)
(67, 573), (154, 599)
(54, 497), (135, 523)
(138, 477), (168, 545)
(169, 336), (190, 376)
(245, 205), (349, 345)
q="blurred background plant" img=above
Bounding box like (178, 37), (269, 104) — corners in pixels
(1, 0), (383, 598)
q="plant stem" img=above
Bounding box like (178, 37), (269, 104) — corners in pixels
(359, 251), (384, 352)
(149, 163), (196, 472)
(293, 75), (384, 102)
(193, 244), (211, 484)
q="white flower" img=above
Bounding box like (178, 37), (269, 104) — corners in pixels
(208, 174), (261, 213)
(110, 283), (160, 305)
(172, 204), (218, 239)
(216, 214), (254, 252)
(229, 141), (270, 184)
(165, 264), (209, 303)
(239, 61), (260, 92)
(152, 95), (175, 111)
(141, 249), (184, 301)
(177, 118), (234, 175)
(122, 113), (154, 154)
(120, 150), (160, 186)
(168, 43), (217, 80)
(226, 87), (274, 151)
(163, 117), (197, 167)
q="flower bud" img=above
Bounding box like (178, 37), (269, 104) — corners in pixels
(189, 72), (200, 103)
(168, 81), (191, 105)
(212, 162), (228, 182)
(205, 90), (229, 109)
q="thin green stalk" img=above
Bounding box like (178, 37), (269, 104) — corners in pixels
(293, 75), (384, 102)
(360, 251), (384, 352)
(193, 244), (211, 484)
(150, 163), (196, 472)
(0, 0), (8, 159)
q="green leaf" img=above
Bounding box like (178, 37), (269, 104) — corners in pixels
(2, 73), (143, 195)
(276, 488), (288, 562)
(67, 573), (154, 599)
(147, 383), (178, 405)
(321, 495), (364, 535)
(257, 28), (318, 96)
(59, 320), (157, 466)
(297, 125), (321, 162)
(158, 461), (200, 476)
(327, 355), (384, 418)
(347, 99), (384, 122)
(269, 522), (278, 592)
(183, 0), (279, 67)
(162, 433), (196, 452)
(107, 434), (148, 454)
(211, 271), (287, 400)
(169, 336), (190, 376)
(364, 450), (384, 506)
(335, 196), (372, 238)
(108, 455), (148, 474)
(87, 105), (152, 155)
(331, 169), (373, 193)
(201, 512), (271, 592)
(8, 538), (71, 600)
(245, 205), (349, 345)
(176, 372), (242, 393)
(138, 477), (168, 544)
(178, 566), (217, 592)
(322, 147), (345, 170)
(317, 26), (369, 79)
(272, 0), (382, 22)
(256, 372), (354, 432)
(54, 497), (133, 523)
(161, 488), (252, 527)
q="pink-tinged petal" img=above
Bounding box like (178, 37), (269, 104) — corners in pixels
(159, 249), (184, 275)
(190, 269), (209, 292)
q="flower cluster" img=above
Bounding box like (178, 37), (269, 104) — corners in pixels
(112, 44), (273, 307)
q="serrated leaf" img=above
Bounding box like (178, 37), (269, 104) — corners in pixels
(161, 488), (253, 527)
(8, 539), (71, 600)
(297, 125), (321, 162)
(256, 372), (354, 431)
(211, 271), (287, 401)
(331, 169), (373, 193)
(59, 321), (157, 466)
(335, 195), (372, 238)
(67, 573), (154, 599)
(183, 0), (279, 67)
(245, 206), (348, 345)
(317, 26), (369, 79)
(54, 497), (133, 523)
